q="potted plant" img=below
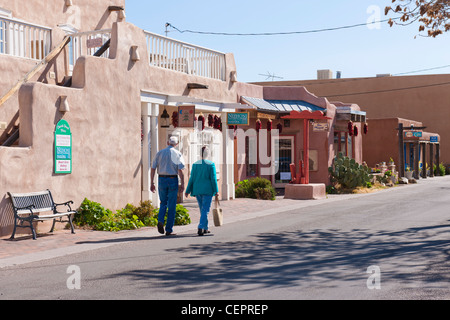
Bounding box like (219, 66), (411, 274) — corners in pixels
(405, 166), (413, 180)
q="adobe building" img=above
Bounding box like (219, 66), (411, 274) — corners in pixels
(254, 72), (449, 167)
(234, 85), (367, 187)
(0, 0), (254, 238)
(0, 1), (368, 238)
(364, 118), (441, 179)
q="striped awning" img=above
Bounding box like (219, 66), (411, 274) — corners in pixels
(241, 96), (325, 113)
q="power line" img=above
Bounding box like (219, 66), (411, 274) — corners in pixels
(393, 65), (450, 76)
(323, 80), (450, 98)
(252, 65), (450, 87)
(166, 18), (399, 37)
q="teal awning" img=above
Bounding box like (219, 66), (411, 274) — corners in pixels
(241, 96), (325, 113)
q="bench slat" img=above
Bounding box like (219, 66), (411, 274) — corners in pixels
(17, 207), (54, 215)
(34, 212), (76, 221)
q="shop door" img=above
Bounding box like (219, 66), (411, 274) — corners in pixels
(273, 136), (295, 188)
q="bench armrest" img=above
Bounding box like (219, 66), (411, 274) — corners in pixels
(14, 205), (39, 219)
(54, 201), (74, 212)
(16, 204), (36, 212)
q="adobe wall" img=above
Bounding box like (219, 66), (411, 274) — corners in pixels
(0, 0), (125, 143)
(0, 20), (244, 238)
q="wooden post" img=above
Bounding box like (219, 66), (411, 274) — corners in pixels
(436, 144), (440, 168)
(429, 143), (435, 178)
(398, 123), (405, 178)
(302, 119), (310, 185)
(414, 142), (420, 179)
(298, 161), (303, 184)
(422, 142), (427, 179)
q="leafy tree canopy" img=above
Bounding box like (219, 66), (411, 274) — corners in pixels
(386, 0), (450, 37)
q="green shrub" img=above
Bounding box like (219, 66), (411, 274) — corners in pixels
(74, 199), (191, 232)
(155, 204), (191, 226)
(254, 187), (276, 200)
(435, 163), (446, 176)
(235, 179), (251, 198)
(126, 201), (158, 227)
(74, 198), (113, 227)
(235, 177), (276, 200)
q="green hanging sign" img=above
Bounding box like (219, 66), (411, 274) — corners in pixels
(54, 119), (72, 174)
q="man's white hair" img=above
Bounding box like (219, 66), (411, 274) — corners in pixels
(168, 136), (179, 146)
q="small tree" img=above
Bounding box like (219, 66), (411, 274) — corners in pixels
(385, 0), (450, 37)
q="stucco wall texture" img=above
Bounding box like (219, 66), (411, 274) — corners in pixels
(0, 0), (125, 140)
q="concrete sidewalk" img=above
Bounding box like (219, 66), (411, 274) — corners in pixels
(0, 179), (441, 269)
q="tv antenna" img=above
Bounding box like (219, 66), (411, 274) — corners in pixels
(165, 23), (172, 37)
(259, 72), (284, 81)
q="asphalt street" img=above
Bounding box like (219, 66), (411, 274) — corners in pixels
(1, 177), (450, 301)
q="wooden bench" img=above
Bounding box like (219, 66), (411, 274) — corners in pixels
(8, 190), (77, 240)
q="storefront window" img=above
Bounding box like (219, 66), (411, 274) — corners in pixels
(334, 131), (353, 159)
(274, 137), (294, 185)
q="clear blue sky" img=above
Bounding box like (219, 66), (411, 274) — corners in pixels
(125, 0), (450, 83)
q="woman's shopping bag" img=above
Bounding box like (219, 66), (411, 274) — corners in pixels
(212, 195), (223, 227)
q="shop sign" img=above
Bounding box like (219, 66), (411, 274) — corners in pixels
(178, 105), (196, 128)
(55, 119), (72, 174)
(313, 122), (329, 132)
(256, 112), (276, 120)
(227, 112), (249, 126)
(405, 131), (423, 138)
(430, 136), (439, 143)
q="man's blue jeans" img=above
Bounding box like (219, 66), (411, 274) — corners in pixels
(196, 195), (213, 231)
(158, 177), (178, 233)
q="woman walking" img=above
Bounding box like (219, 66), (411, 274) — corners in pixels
(185, 146), (219, 236)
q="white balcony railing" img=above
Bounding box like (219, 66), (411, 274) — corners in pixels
(67, 29), (111, 70)
(0, 16), (51, 60)
(144, 31), (226, 81)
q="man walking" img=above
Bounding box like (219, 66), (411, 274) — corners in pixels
(151, 136), (185, 236)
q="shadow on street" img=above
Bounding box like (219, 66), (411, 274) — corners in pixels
(99, 221), (450, 298)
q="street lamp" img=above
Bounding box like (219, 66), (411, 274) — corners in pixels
(160, 108), (170, 128)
